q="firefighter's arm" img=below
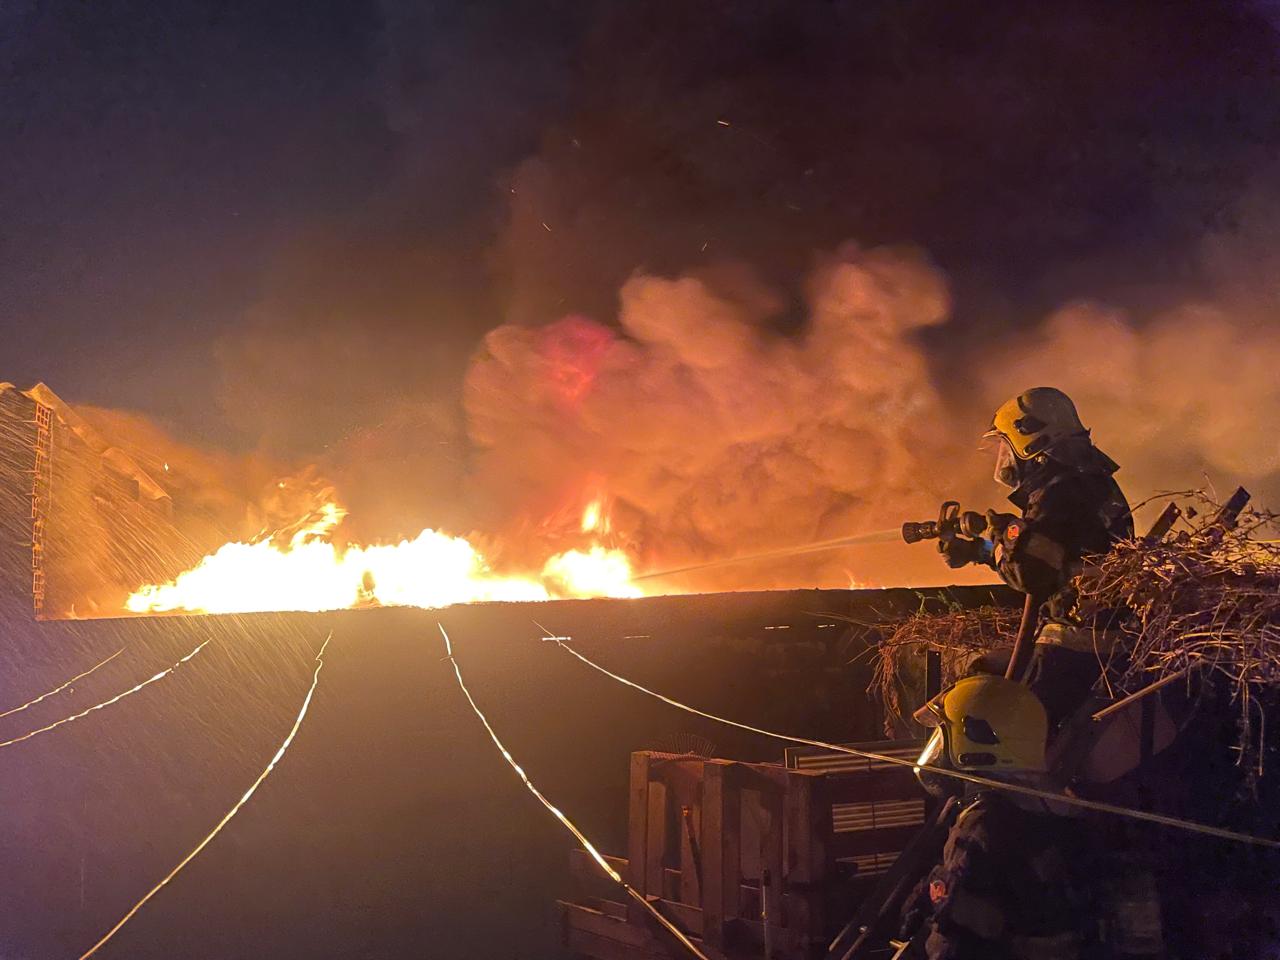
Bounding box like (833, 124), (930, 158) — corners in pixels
(930, 808), (1007, 944)
(985, 510), (1069, 600)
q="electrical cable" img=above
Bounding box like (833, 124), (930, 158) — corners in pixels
(544, 626), (1280, 850)
(0, 647), (124, 720)
(0, 639), (210, 750)
(78, 632), (332, 960)
(438, 624), (711, 960)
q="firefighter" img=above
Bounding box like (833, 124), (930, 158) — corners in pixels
(910, 674), (1090, 960)
(941, 387), (1133, 728)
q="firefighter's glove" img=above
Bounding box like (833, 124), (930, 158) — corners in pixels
(940, 536), (985, 569)
(984, 510), (1024, 556)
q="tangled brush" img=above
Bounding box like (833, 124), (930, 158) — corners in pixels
(872, 492), (1280, 772)
(1081, 492), (1280, 774)
(870, 603), (1020, 736)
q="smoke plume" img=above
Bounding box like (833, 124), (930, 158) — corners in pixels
(978, 300), (1280, 508)
(464, 245), (960, 587)
(43, 1), (1280, 592)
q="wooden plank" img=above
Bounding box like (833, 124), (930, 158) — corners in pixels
(784, 771), (814, 882)
(581, 897), (629, 921)
(628, 752), (651, 924)
(663, 868), (682, 903)
(809, 773), (833, 945)
(560, 899), (727, 960)
(783, 770), (821, 943)
(700, 760), (740, 950)
(602, 899), (629, 921)
(561, 901), (654, 948)
(646, 779), (669, 898)
(734, 762), (792, 795)
(571, 848), (630, 881)
(700, 762), (726, 949)
(654, 897), (703, 935)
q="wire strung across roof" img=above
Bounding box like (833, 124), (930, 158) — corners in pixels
(439, 623), (711, 960)
(542, 624), (1280, 850)
(78, 632), (333, 960)
(0, 646), (124, 720)
(0, 638), (210, 750)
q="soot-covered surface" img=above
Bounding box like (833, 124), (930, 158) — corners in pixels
(0, 586), (1011, 959)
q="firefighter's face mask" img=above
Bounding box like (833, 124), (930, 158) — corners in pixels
(991, 435), (1021, 489)
(914, 728), (961, 799)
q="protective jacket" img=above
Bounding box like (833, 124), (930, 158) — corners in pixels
(922, 792), (1088, 960)
(979, 453), (1133, 726)
(986, 453), (1132, 630)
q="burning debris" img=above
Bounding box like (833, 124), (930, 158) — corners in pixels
(125, 498), (641, 615)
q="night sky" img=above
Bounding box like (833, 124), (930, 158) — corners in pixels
(8, 9), (1280, 955)
(4, 0), (1280, 458)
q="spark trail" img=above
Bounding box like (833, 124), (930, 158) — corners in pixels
(0, 647), (124, 719)
(438, 623), (710, 960)
(78, 632), (332, 960)
(546, 628), (1280, 850)
(0, 640), (208, 750)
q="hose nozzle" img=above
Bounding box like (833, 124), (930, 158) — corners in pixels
(902, 502), (988, 544)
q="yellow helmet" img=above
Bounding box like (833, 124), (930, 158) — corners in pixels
(986, 387), (1087, 460)
(914, 674), (1048, 775)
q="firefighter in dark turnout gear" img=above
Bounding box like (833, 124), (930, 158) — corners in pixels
(910, 675), (1089, 960)
(942, 388), (1133, 728)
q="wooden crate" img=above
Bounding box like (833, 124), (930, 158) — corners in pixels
(560, 743), (930, 960)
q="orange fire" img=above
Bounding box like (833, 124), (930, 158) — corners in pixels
(579, 495), (615, 535)
(126, 498), (641, 615)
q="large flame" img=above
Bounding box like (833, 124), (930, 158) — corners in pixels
(126, 499), (641, 615)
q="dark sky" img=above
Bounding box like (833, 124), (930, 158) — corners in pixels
(4, 0), (1279, 454)
(2, 2), (393, 436)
